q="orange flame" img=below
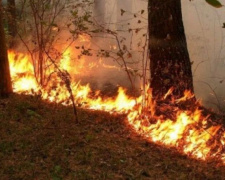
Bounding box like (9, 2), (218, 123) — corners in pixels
(8, 50), (225, 164)
(9, 51), (39, 93)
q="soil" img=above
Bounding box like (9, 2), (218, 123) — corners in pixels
(0, 94), (225, 180)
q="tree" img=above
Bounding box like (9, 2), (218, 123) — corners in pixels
(148, 0), (194, 100)
(7, 0), (16, 37)
(0, 4), (12, 97)
(18, 0), (69, 86)
(7, 0), (17, 48)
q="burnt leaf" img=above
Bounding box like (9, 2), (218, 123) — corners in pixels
(222, 23), (225, 28)
(121, 9), (125, 16)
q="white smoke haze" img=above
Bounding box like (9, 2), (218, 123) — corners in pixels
(104, 0), (225, 112)
(182, 1), (225, 112)
(96, 0), (225, 112)
(10, 0), (146, 93)
(7, 0), (225, 111)
(72, 0), (148, 93)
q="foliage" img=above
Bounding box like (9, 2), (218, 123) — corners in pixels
(17, 0), (94, 86)
(12, 0), (149, 94)
(205, 0), (223, 8)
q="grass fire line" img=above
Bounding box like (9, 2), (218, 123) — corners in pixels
(8, 50), (225, 164)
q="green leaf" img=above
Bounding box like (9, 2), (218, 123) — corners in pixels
(54, 165), (61, 173)
(205, 0), (223, 8)
(26, 109), (42, 119)
(51, 23), (58, 27)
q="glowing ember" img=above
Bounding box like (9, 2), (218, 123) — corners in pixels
(8, 50), (225, 164)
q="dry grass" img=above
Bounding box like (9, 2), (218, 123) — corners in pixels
(0, 94), (225, 180)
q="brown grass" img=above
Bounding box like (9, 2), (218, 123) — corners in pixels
(0, 94), (225, 180)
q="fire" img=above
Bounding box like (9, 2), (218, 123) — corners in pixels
(87, 87), (140, 113)
(78, 34), (91, 42)
(128, 109), (224, 160)
(8, 50), (225, 164)
(8, 51), (39, 93)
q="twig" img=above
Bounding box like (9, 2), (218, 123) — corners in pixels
(45, 50), (78, 123)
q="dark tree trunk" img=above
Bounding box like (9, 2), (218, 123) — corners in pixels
(7, 0), (17, 47)
(0, 4), (12, 97)
(148, 0), (194, 99)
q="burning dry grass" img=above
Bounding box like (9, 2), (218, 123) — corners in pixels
(0, 94), (225, 179)
(7, 50), (225, 166)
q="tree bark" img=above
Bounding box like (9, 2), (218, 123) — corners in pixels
(7, 0), (17, 37)
(0, 4), (12, 97)
(148, 0), (194, 99)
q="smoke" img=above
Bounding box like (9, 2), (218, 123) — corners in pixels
(10, 0), (225, 110)
(109, 0), (225, 111)
(75, 0), (148, 93)
(182, 1), (225, 112)
(10, 0), (147, 94)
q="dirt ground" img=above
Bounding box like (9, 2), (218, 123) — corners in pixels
(0, 94), (225, 180)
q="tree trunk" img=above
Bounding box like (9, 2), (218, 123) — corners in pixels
(7, 0), (17, 47)
(7, 0), (16, 36)
(148, 0), (194, 99)
(0, 4), (13, 97)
